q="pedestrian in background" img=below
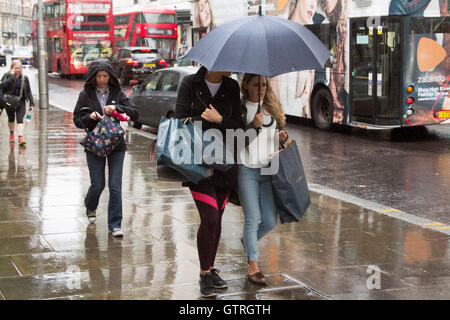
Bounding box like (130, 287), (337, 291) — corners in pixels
(0, 59), (35, 147)
(175, 65), (243, 297)
(238, 73), (288, 285)
(73, 59), (138, 237)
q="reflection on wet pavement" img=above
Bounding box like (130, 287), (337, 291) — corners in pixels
(0, 106), (449, 300)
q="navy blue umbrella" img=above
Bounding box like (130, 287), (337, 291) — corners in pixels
(185, 11), (331, 78)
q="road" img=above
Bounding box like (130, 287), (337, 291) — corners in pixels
(7, 66), (450, 226)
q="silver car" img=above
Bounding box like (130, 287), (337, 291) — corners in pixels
(128, 66), (200, 129)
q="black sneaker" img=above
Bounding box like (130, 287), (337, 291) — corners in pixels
(86, 209), (96, 223)
(210, 268), (228, 289)
(199, 273), (218, 297)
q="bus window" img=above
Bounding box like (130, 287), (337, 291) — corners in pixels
(410, 17), (450, 35)
(136, 13), (176, 24)
(54, 38), (62, 54)
(114, 14), (131, 25)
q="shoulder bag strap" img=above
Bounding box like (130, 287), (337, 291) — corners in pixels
(19, 75), (24, 98)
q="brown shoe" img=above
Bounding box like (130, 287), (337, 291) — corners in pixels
(247, 272), (267, 285)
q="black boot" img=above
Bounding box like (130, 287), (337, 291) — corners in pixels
(210, 268), (228, 289)
(199, 272), (218, 297)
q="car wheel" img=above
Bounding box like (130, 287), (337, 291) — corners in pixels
(128, 120), (142, 129)
(312, 88), (334, 130)
(166, 111), (175, 118)
(120, 71), (129, 86)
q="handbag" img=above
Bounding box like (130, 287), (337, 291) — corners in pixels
(150, 138), (195, 182)
(156, 116), (214, 184)
(80, 115), (125, 157)
(1, 76), (24, 112)
(269, 140), (310, 224)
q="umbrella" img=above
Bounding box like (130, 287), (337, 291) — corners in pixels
(184, 8), (331, 113)
(184, 9), (331, 78)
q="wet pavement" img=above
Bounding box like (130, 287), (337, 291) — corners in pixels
(0, 105), (449, 300)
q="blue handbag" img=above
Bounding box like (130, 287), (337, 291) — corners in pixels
(80, 115), (125, 157)
(156, 116), (215, 184)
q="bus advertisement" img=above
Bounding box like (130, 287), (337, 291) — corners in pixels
(196, 0), (449, 129)
(113, 7), (178, 65)
(32, 0), (114, 77)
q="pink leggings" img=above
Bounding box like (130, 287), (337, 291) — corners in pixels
(189, 181), (229, 271)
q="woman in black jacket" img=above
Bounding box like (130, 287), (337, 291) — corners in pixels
(1, 59), (35, 146)
(73, 59), (138, 237)
(175, 66), (243, 297)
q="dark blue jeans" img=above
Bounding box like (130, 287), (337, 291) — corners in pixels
(85, 150), (125, 230)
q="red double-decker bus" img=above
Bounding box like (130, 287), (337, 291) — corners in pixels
(113, 7), (177, 65)
(32, 0), (114, 77)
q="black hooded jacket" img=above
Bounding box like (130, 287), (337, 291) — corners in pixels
(73, 59), (138, 153)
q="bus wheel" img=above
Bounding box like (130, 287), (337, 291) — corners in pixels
(312, 88), (334, 130)
(120, 71), (129, 86)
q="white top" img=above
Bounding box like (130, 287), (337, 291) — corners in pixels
(205, 79), (221, 97)
(239, 101), (277, 168)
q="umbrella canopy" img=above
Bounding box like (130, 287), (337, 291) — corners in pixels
(185, 14), (331, 78)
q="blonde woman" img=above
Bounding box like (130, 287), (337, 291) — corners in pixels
(0, 59), (35, 146)
(238, 73), (288, 285)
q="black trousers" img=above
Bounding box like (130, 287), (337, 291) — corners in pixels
(5, 99), (26, 124)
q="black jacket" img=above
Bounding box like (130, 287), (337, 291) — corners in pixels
(175, 66), (244, 189)
(0, 73), (35, 106)
(175, 66), (243, 132)
(73, 59), (138, 153)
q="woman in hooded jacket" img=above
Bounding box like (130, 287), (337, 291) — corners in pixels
(73, 59), (138, 237)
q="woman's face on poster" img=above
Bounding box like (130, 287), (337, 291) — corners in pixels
(297, 0), (318, 24)
(199, 0), (211, 27)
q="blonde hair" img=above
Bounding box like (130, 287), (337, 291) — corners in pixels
(10, 59), (22, 70)
(241, 73), (286, 128)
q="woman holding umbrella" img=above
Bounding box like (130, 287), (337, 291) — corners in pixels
(238, 73), (288, 285)
(175, 66), (243, 297)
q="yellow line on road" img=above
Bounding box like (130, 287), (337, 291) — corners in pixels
(423, 222), (444, 226)
(381, 209), (401, 213)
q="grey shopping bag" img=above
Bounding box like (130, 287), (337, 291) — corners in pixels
(270, 140), (310, 224)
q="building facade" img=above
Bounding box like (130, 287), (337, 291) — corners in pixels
(0, 0), (35, 50)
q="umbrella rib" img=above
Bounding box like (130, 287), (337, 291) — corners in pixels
(210, 19), (252, 72)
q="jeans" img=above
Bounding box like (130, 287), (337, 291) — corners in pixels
(237, 165), (277, 262)
(85, 150), (125, 230)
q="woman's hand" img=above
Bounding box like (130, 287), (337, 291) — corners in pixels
(201, 104), (223, 124)
(252, 112), (263, 128)
(279, 130), (288, 142)
(90, 112), (103, 120)
(103, 105), (116, 115)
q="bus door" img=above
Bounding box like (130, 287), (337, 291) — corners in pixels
(350, 17), (402, 125)
(47, 38), (53, 72)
